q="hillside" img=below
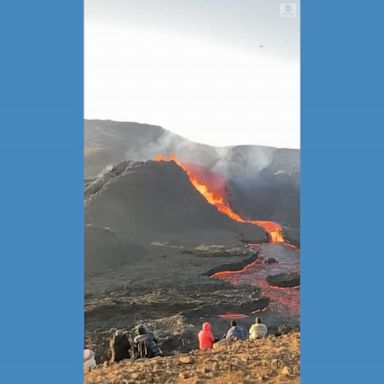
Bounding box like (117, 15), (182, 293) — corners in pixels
(84, 332), (300, 384)
(85, 160), (267, 277)
(85, 119), (300, 229)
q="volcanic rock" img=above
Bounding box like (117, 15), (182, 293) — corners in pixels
(84, 333), (300, 384)
(281, 366), (290, 376)
(226, 147), (300, 228)
(277, 324), (300, 335)
(85, 160), (268, 276)
(266, 272), (300, 288)
(179, 355), (193, 364)
(205, 252), (259, 276)
(85, 225), (148, 275)
(282, 226), (300, 247)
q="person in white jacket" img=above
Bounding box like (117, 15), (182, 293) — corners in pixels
(249, 317), (268, 340)
(84, 348), (97, 372)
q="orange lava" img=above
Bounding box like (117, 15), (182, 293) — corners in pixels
(210, 258), (264, 279)
(155, 154), (299, 317)
(218, 313), (249, 319)
(155, 154), (284, 243)
(258, 279), (300, 314)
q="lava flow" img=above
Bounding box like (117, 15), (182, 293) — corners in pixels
(218, 313), (249, 319)
(155, 154), (299, 317)
(211, 250), (300, 317)
(154, 154), (284, 243)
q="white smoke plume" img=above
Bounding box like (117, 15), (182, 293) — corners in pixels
(97, 164), (114, 178)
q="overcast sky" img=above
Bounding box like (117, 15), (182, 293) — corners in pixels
(85, 0), (300, 148)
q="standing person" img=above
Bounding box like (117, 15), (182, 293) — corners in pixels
(225, 320), (245, 341)
(133, 324), (163, 358)
(110, 330), (131, 363)
(198, 322), (215, 350)
(84, 347), (96, 372)
(249, 317), (268, 340)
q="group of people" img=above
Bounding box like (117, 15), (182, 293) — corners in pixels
(110, 324), (164, 362)
(198, 317), (268, 350)
(84, 317), (268, 371)
(84, 324), (163, 371)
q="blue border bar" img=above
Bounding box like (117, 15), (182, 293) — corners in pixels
(0, 1), (83, 382)
(302, 0), (384, 382)
(1, 0), (383, 382)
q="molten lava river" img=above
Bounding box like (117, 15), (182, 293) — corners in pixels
(155, 154), (300, 320)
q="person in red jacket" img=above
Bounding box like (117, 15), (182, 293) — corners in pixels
(198, 322), (215, 350)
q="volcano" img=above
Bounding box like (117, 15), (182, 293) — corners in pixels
(155, 154), (286, 243)
(84, 121), (300, 360)
(85, 160), (268, 277)
(85, 119), (300, 230)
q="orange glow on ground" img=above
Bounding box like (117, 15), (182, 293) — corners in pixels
(155, 154), (284, 243)
(218, 313), (249, 319)
(155, 154), (299, 317)
(210, 258), (264, 278)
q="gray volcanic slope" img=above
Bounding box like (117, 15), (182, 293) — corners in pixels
(85, 119), (300, 229)
(85, 160), (268, 276)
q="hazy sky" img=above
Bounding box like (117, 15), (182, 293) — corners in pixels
(85, 0), (300, 148)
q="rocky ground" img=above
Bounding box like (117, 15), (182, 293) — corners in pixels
(85, 280), (270, 363)
(84, 332), (300, 384)
(85, 243), (300, 364)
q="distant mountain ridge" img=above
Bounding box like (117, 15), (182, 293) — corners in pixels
(85, 119), (299, 178)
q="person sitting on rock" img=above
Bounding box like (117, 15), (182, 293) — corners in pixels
(249, 317), (268, 340)
(225, 320), (245, 341)
(84, 346), (97, 372)
(110, 330), (132, 363)
(133, 324), (163, 358)
(198, 322), (215, 350)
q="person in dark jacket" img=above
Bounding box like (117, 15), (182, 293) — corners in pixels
(110, 330), (131, 363)
(225, 320), (245, 341)
(133, 324), (163, 358)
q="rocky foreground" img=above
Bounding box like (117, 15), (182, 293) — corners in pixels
(84, 332), (300, 384)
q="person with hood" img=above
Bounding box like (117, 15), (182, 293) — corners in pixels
(225, 320), (245, 341)
(249, 317), (268, 340)
(198, 322), (215, 350)
(110, 330), (131, 363)
(133, 324), (163, 358)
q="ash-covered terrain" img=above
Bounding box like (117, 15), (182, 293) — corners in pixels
(85, 120), (300, 363)
(85, 120), (300, 229)
(85, 161), (267, 278)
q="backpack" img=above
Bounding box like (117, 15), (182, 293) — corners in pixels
(134, 332), (163, 359)
(135, 339), (154, 359)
